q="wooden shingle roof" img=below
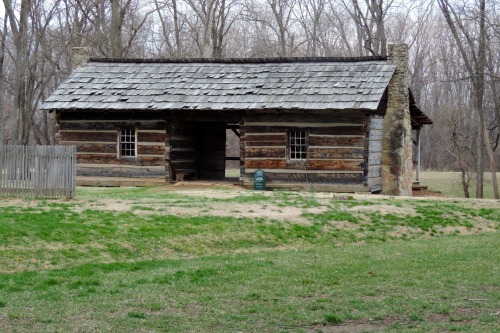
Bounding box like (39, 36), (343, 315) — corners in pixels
(42, 57), (398, 112)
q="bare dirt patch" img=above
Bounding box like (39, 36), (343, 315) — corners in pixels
(349, 204), (417, 216)
(304, 320), (393, 333)
(136, 201), (327, 224)
(412, 189), (442, 197)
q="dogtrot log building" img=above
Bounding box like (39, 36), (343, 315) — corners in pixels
(41, 43), (431, 196)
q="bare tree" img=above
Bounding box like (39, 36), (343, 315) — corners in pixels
(445, 108), (477, 198)
(154, 0), (183, 57)
(437, 0), (496, 198)
(340, 0), (394, 56)
(295, 0), (326, 56)
(183, 0), (239, 58)
(0, 13), (8, 145)
(3, 0), (31, 144)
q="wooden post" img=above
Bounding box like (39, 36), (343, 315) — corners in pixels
(416, 128), (421, 183)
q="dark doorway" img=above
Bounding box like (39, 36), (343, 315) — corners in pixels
(169, 121), (240, 182)
(195, 123), (226, 180)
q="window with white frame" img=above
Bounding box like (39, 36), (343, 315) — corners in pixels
(119, 128), (136, 157)
(289, 130), (307, 160)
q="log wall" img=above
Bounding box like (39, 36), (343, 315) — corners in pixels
(168, 123), (196, 180)
(368, 115), (383, 192)
(58, 111), (167, 179)
(240, 111), (370, 192)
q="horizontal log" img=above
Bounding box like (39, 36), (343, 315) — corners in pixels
(240, 181), (368, 193)
(138, 132), (166, 143)
(241, 172), (364, 184)
(75, 142), (117, 154)
(170, 161), (196, 170)
(245, 147), (286, 158)
(60, 131), (116, 142)
(245, 134), (286, 147)
(243, 168), (362, 174)
(309, 126), (364, 136)
(171, 150), (196, 160)
(244, 125), (363, 135)
(308, 160), (364, 171)
(309, 135), (364, 147)
(137, 145), (165, 155)
(77, 166), (166, 178)
(77, 154), (164, 166)
(245, 159), (364, 171)
(244, 159), (287, 169)
(246, 112), (365, 123)
(244, 121), (363, 127)
(60, 120), (166, 131)
(308, 147), (364, 159)
(245, 124), (365, 140)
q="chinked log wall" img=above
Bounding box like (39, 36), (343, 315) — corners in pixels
(57, 112), (167, 179)
(167, 123), (196, 180)
(240, 111), (370, 192)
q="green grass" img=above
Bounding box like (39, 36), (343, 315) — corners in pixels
(0, 187), (499, 332)
(0, 234), (498, 332)
(420, 171), (500, 199)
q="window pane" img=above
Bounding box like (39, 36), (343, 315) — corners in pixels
(289, 130), (307, 160)
(120, 129), (136, 157)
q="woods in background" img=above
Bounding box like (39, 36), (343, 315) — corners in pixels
(0, 0), (498, 198)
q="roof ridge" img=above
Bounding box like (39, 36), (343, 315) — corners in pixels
(89, 56), (388, 64)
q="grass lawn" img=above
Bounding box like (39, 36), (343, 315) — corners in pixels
(0, 187), (499, 332)
(420, 171), (500, 199)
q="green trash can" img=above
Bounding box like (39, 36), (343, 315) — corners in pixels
(253, 169), (266, 190)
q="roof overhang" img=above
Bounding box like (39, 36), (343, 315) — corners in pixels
(409, 90), (432, 128)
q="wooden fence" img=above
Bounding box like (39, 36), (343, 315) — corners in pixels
(0, 145), (76, 199)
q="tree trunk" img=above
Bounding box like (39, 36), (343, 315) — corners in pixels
(0, 13), (8, 145)
(460, 168), (470, 198)
(110, 0), (125, 57)
(172, 0), (182, 57)
(483, 121), (499, 199)
(4, 0), (31, 144)
(438, 0), (487, 198)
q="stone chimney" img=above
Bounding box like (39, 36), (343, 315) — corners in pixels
(381, 43), (413, 196)
(71, 47), (92, 71)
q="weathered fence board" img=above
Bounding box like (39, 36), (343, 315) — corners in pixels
(0, 145), (76, 199)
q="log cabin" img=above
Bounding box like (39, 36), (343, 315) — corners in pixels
(41, 43), (431, 195)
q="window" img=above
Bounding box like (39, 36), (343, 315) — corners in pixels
(289, 130), (307, 160)
(119, 128), (136, 157)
